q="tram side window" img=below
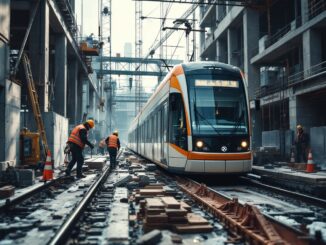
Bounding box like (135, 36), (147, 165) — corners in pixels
(169, 93), (187, 150)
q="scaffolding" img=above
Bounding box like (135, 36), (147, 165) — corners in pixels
(135, 1), (143, 115)
(101, 0), (113, 132)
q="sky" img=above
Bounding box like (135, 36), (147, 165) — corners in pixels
(75, 0), (197, 59)
(75, 0), (199, 93)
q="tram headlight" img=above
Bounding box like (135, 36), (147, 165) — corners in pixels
(241, 141), (248, 148)
(196, 140), (204, 148)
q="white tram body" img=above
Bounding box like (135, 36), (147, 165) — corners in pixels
(128, 62), (252, 174)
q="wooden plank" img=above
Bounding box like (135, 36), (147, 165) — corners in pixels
(187, 213), (210, 225)
(143, 186), (164, 190)
(174, 224), (213, 234)
(139, 189), (164, 196)
(145, 213), (169, 224)
(146, 208), (165, 215)
(145, 198), (165, 208)
(161, 196), (180, 208)
(165, 208), (188, 217)
(168, 216), (188, 224)
(180, 201), (191, 211)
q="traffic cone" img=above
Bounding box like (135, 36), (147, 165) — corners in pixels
(306, 150), (315, 173)
(43, 150), (53, 181)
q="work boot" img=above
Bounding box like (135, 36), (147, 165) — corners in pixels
(76, 174), (86, 179)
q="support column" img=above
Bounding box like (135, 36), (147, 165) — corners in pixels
(54, 34), (67, 117)
(76, 75), (83, 123)
(289, 94), (298, 131)
(82, 80), (90, 119)
(243, 8), (261, 148)
(89, 89), (95, 119)
(301, 0), (309, 24)
(216, 39), (227, 63)
(302, 29), (322, 76)
(227, 28), (237, 65)
(67, 59), (78, 124)
(216, 5), (225, 22)
(29, 0), (50, 112)
(0, 0), (21, 164)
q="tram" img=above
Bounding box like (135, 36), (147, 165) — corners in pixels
(128, 62), (252, 174)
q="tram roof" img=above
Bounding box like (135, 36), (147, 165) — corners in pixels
(181, 61), (241, 75)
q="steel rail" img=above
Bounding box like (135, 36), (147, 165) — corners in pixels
(176, 177), (312, 245)
(0, 176), (69, 211)
(48, 151), (122, 245)
(240, 176), (326, 207)
(48, 167), (111, 245)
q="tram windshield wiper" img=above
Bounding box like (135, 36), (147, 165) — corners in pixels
(193, 106), (221, 136)
(231, 111), (244, 134)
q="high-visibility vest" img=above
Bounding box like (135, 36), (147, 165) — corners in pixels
(68, 124), (86, 148)
(108, 135), (118, 149)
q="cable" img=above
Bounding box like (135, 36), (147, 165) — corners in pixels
(168, 31), (184, 63)
(148, 2), (173, 53)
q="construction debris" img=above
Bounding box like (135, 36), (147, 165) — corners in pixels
(0, 185), (15, 199)
(134, 185), (213, 234)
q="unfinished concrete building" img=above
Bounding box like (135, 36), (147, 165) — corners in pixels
(200, 0), (326, 167)
(0, 0), (107, 166)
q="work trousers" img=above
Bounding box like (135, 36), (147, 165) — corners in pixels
(66, 143), (84, 177)
(296, 146), (307, 163)
(108, 147), (117, 168)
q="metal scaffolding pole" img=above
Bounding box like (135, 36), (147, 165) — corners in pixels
(135, 1), (143, 115)
(101, 0), (112, 133)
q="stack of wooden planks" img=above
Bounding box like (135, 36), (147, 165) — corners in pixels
(135, 185), (213, 234)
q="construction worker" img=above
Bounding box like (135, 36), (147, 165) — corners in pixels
(65, 120), (95, 178)
(294, 125), (309, 163)
(105, 130), (120, 168)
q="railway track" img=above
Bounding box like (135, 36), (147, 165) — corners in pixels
(0, 154), (117, 245)
(176, 177), (324, 245)
(2, 149), (324, 245)
(240, 175), (326, 207)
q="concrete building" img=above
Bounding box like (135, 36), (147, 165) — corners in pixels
(0, 0), (105, 166)
(200, 0), (326, 168)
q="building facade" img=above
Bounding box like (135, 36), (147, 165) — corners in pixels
(200, 0), (326, 167)
(0, 0), (106, 166)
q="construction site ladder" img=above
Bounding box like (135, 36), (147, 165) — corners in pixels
(22, 53), (49, 159)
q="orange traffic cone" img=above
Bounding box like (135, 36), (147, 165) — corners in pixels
(43, 150), (53, 181)
(306, 150), (315, 173)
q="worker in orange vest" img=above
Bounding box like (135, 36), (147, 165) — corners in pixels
(105, 130), (120, 169)
(65, 120), (95, 178)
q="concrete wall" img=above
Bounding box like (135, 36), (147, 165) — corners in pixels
(262, 130), (293, 155)
(262, 130), (281, 149)
(0, 80), (21, 164)
(43, 112), (68, 168)
(0, 0), (10, 42)
(310, 127), (326, 169)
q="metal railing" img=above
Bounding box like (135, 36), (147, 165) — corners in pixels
(288, 61), (326, 86)
(251, 18), (301, 57)
(255, 61), (326, 99)
(255, 77), (288, 99)
(307, 0), (326, 20)
(265, 18), (302, 49)
(54, 0), (79, 42)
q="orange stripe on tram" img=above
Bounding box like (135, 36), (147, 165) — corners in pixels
(170, 143), (251, 161)
(172, 65), (184, 76)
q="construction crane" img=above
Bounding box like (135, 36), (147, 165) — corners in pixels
(22, 53), (49, 160)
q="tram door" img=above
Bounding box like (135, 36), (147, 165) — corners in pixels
(162, 102), (168, 165)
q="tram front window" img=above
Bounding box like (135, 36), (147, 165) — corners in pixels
(188, 75), (248, 136)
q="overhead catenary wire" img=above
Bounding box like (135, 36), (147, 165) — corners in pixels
(168, 31), (185, 64)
